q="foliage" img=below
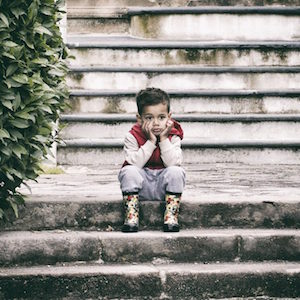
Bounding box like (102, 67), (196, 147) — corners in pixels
(0, 0), (69, 220)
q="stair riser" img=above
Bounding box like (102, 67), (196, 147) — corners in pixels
(2, 199), (299, 231)
(57, 147), (300, 165)
(67, 72), (300, 90)
(67, 95), (300, 114)
(67, 0), (300, 9)
(60, 121), (300, 140)
(0, 232), (299, 266)
(0, 271), (161, 300)
(69, 48), (300, 67)
(67, 13), (300, 40)
(0, 268), (299, 299)
(131, 14), (300, 40)
(67, 18), (129, 35)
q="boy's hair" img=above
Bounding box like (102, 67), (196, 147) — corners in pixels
(136, 87), (170, 115)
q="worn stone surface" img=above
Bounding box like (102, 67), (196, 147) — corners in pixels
(0, 229), (299, 267)
(1, 163), (299, 231)
(66, 94), (300, 115)
(0, 263), (299, 299)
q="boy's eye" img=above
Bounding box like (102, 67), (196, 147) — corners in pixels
(159, 116), (166, 120)
(145, 116), (152, 121)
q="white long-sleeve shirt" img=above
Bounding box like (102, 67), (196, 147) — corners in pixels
(123, 132), (183, 168)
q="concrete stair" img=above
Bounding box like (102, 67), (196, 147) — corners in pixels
(1, 1), (300, 299)
(61, 3), (300, 166)
(1, 163), (300, 298)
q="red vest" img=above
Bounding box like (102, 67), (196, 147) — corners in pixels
(123, 119), (184, 169)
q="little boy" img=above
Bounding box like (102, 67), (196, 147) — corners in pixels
(118, 87), (185, 232)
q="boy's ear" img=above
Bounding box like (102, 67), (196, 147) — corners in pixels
(168, 112), (172, 119)
(136, 114), (142, 125)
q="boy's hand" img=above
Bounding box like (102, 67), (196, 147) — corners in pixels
(142, 120), (157, 144)
(160, 119), (174, 141)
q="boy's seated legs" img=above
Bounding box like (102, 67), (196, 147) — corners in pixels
(118, 165), (143, 232)
(159, 166), (186, 232)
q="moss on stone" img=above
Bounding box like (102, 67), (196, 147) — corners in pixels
(103, 97), (126, 113)
(71, 72), (84, 82)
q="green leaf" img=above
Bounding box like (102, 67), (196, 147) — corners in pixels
(31, 58), (49, 65)
(0, 13), (9, 27)
(0, 146), (12, 156)
(3, 41), (19, 48)
(7, 198), (19, 218)
(12, 144), (27, 159)
(12, 74), (28, 84)
(4, 78), (23, 88)
(48, 69), (64, 77)
(2, 100), (13, 110)
(2, 52), (15, 60)
(15, 111), (36, 122)
(40, 7), (53, 16)
(0, 129), (10, 139)
(10, 130), (24, 140)
(10, 119), (29, 128)
(39, 105), (53, 114)
(13, 93), (21, 111)
(6, 64), (18, 77)
(11, 7), (26, 19)
(34, 24), (53, 36)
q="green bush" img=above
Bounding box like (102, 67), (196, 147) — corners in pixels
(0, 0), (69, 220)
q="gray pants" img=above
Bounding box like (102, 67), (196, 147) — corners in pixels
(118, 165), (186, 201)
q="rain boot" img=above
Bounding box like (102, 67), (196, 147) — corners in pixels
(122, 193), (139, 232)
(163, 192), (181, 232)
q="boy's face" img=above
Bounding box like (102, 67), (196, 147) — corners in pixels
(137, 103), (171, 136)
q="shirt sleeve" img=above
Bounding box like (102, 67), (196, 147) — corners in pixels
(159, 135), (183, 167)
(123, 132), (156, 168)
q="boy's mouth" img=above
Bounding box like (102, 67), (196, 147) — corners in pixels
(152, 128), (162, 134)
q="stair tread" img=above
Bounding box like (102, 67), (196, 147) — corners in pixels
(1, 229), (300, 240)
(70, 65), (300, 72)
(1, 261), (299, 276)
(67, 35), (300, 48)
(60, 112), (300, 122)
(18, 163), (300, 202)
(69, 88), (300, 96)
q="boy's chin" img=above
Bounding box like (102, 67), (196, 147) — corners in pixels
(152, 131), (162, 136)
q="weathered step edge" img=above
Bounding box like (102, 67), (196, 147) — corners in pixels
(66, 40), (300, 49)
(58, 139), (300, 149)
(0, 263), (299, 299)
(67, 6), (300, 19)
(2, 195), (299, 231)
(0, 230), (299, 267)
(69, 66), (300, 73)
(60, 113), (300, 123)
(69, 89), (300, 97)
(128, 6), (300, 16)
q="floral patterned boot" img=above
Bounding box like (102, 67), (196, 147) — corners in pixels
(163, 193), (181, 232)
(122, 193), (139, 232)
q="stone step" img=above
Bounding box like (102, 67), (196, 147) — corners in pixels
(57, 138), (300, 165)
(0, 229), (299, 267)
(67, 0), (300, 11)
(4, 163), (299, 231)
(68, 6), (300, 40)
(67, 89), (300, 114)
(59, 113), (300, 140)
(67, 37), (300, 67)
(67, 66), (300, 91)
(129, 7), (300, 40)
(0, 262), (299, 299)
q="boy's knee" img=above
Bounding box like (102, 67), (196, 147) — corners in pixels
(164, 166), (185, 181)
(162, 166), (185, 195)
(119, 165), (143, 181)
(118, 165), (144, 194)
